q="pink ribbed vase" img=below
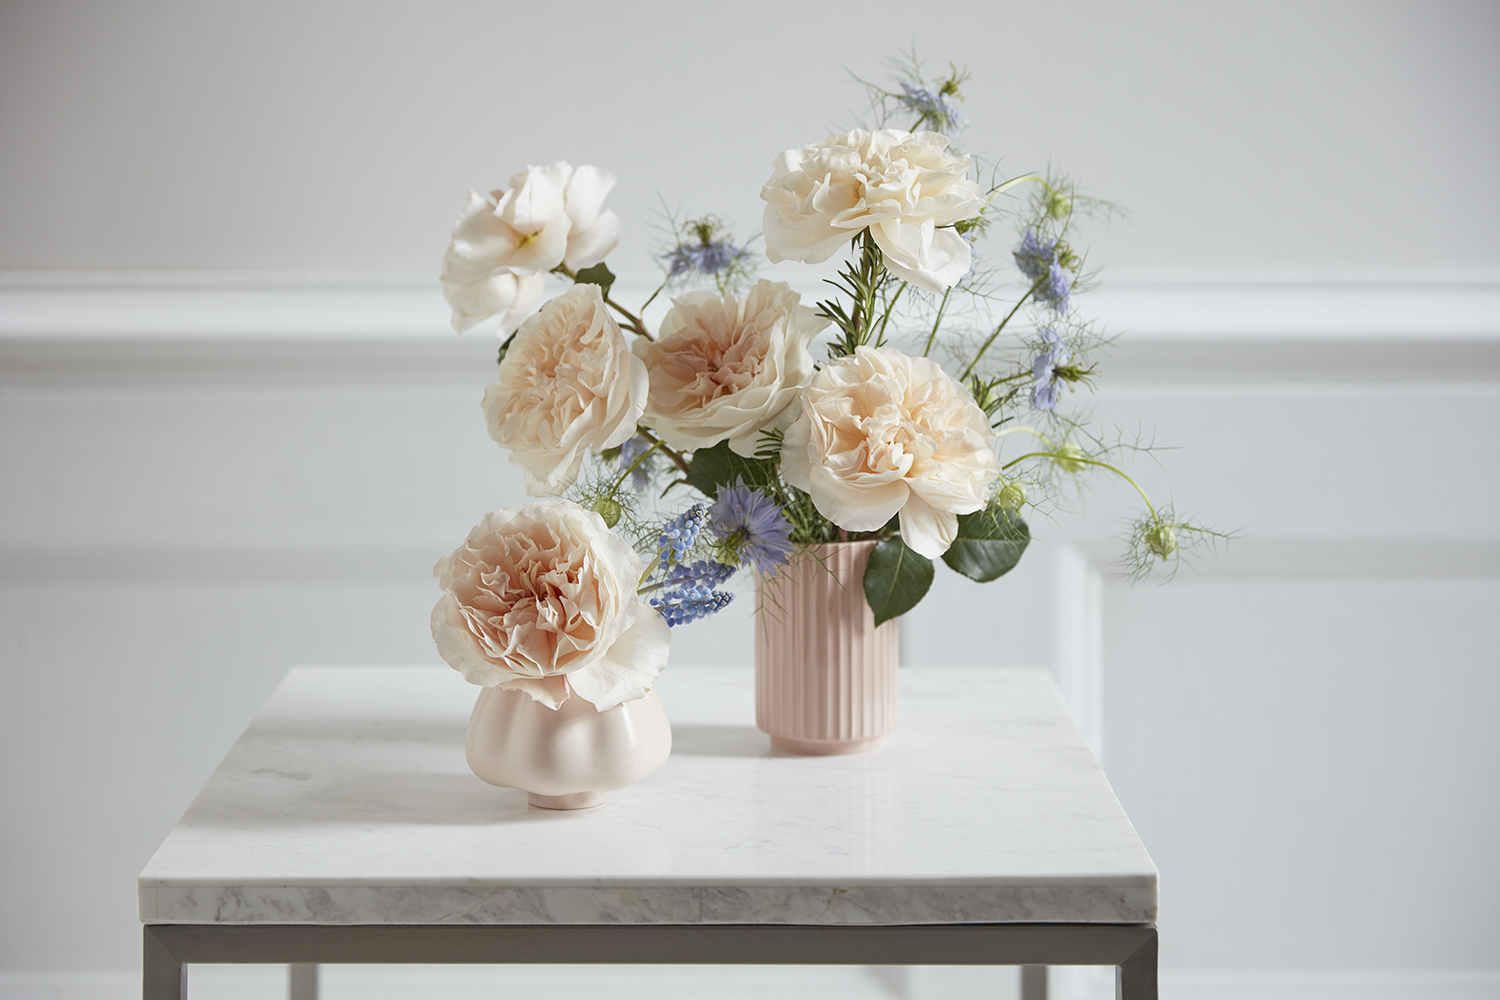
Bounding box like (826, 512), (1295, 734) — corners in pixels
(755, 540), (898, 755)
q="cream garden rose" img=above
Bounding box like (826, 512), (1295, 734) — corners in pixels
(780, 345), (1000, 559)
(633, 280), (828, 457)
(431, 499), (669, 711)
(440, 162), (621, 334)
(483, 283), (647, 496)
(761, 129), (987, 294)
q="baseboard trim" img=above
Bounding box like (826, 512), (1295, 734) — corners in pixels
(4, 966), (1496, 1000)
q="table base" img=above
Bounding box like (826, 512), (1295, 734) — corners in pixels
(144, 922), (1157, 1000)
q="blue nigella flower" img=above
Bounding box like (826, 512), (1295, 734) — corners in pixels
(1013, 229), (1056, 282)
(1029, 327), (1071, 412)
(900, 80), (968, 135)
(657, 503), (707, 571)
(617, 434), (655, 492)
(650, 584), (735, 627)
(663, 240), (747, 279)
(708, 483), (795, 573)
(1014, 230), (1071, 313)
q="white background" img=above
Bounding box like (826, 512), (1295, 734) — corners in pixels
(2, 2), (1498, 998)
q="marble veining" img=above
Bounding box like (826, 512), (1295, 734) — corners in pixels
(139, 666), (1157, 926)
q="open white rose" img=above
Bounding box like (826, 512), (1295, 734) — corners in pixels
(780, 345), (1000, 559)
(633, 280), (827, 457)
(483, 283), (647, 496)
(432, 499), (670, 711)
(440, 162), (622, 334)
(761, 129), (986, 293)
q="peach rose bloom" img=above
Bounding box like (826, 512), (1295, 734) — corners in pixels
(484, 283), (647, 496)
(634, 280), (827, 457)
(431, 499), (669, 711)
(780, 345), (1000, 558)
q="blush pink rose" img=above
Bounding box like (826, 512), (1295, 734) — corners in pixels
(633, 280), (827, 456)
(780, 345), (1000, 558)
(431, 499), (670, 711)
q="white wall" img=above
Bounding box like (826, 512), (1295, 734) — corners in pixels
(2, 2), (1499, 999)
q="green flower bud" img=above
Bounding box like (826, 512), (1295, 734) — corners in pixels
(1145, 523), (1177, 559)
(1046, 192), (1072, 220)
(1054, 443), (1089, 474)
(592, 497), (623, 528)
(997, 480), (1026, 511)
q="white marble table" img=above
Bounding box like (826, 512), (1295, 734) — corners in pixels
(139, 665), (1158, 999)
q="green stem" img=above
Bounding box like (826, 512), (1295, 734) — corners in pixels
(639, 280), (669, 313)
(1001, 451), (1162, 525)
(636, 427), (691, 476)
(923, 286), (953, 357)
(610, 440), (662, 492)
(995, 425), (1056, 446)
(556, 264), (654, 340)
(874, 281), (907, 347)
(962, 276), (1045, 382)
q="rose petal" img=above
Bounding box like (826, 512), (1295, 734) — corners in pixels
(897, 492), (960, 559)
(563, 165), (617, 232)
(566, 608), (671, 712)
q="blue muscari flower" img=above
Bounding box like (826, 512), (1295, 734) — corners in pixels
(900, 80), (968, 135)
(657, 503), (707, 571)
(708, 484), (795, 573)
(665, 559), (735, 590)
(617, 434), (654, 492)
(650, 582), (735, 627)
(1029, 327), (1071, 412)
(664, 240), (747, 278)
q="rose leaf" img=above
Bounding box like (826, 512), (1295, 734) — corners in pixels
(684, 440), (778, 499)
(941, 508), (1031, 583)
(572, 262), (616, 298)
(863, 536), (934, 627)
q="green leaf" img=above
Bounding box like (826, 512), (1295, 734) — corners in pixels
(572, 262), (616, 298)
(941, 507), (1031, 583)
(863, 536), (934, 626)
(683, 440), (777, 500)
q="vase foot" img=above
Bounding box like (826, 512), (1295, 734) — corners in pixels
(771, 735), (883, 756)
(526, 790), (605, 810)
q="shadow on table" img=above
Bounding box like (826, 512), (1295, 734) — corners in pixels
(669, 725), (771, 758)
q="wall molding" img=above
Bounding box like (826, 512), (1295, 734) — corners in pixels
(3, 271), (1498, 388)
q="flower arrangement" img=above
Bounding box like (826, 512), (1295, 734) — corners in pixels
(431, 57), (1222, 709)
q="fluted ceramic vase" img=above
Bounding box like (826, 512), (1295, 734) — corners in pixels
(755, 540), (898, 755)
(465, 686), (672, 809)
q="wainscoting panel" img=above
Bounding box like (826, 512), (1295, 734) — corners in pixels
(2, 273), (1496, 997)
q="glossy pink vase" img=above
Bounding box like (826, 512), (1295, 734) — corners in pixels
(755, 540), (898, 755)
(466, 686), (672, 809)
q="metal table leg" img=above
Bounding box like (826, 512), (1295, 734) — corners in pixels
(289, 964), (318, 1000)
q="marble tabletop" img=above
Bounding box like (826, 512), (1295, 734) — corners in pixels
(139, 665), (1156, 927)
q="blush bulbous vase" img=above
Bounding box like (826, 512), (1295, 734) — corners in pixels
(465, 685), (672, 809)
